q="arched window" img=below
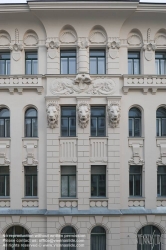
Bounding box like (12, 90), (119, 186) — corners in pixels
(61, 226), (76, 250)
(129, 107), (141, 137)
(25, 108), (37, 137)
(137, 225), (161, 250)
(156, 107), (166, 136)
(91, 226), (106, 250)
(6, 225), (29, 250)
(0, 108), (10, 137)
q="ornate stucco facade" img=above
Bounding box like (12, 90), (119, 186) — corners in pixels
(0, 0), (166, 249)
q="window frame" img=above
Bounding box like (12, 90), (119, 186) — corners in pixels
(129, 107), (141, 137)
(24, 166), (37, 197)
(156, 107), (166, 137)
(60, 49), (77, 75)
(91, 106), (106, 137)
(6, 226), (29, 250)
(91, 226), (106, 250)
(0, 52), (10, 75)
(91, 166), (106, 198)
(89, 49), (106, 74)
(0, 166), (9, 197)
(0, 108), (10, 138)
(128, 51), (140, 75)
(25, 108), (38, 138)
(157, 165), (166, 197)
(61, 173), (76, 198)
(25, 51), (38, 75)
(61, 106), (76, 137)
(129, 165), (142, 197)
(155, 52), (166, 75)
(61, 226), (76, 250)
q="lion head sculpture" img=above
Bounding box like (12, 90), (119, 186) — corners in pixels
(77, 102), (90, 129)
(107, 103), (120, 128)
(46, 102), (59, 128)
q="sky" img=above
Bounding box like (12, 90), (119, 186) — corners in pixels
(0, 0), (166, 3)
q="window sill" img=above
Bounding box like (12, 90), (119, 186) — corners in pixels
(128, 137), (144, 139)
(156, 197), (166, 200)
(22, 137), (39, 140)
(0, 197), (10, 199)
(59, 198), (78, 200)
(22, 197), (38, 200)
(59, 137), (78, 140)
(0, 138), (11, 140)
(128, 197), (145, 200)
(156, 137), (166, 139)
(90, 197), (108, 200)
(89, 137), (108, 139)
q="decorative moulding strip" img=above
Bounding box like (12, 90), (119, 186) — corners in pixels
(90, 199), (108, 208)
(0, 200), (10, 207)
(128, 199), (145, 207)
(59, 200), (78, 208)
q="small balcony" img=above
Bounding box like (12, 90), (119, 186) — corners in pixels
(123, 75), (166, 94)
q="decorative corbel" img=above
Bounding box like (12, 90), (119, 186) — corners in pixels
(0, 144), (10, 165)
(129, 143), (144, 165)
(157, 143), (166, 165)
(46, 38), (59, 59)
(23, 144), (38, 165)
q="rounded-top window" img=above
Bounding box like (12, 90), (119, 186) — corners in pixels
(129, 107), (141, 137)
(61, 226), (76, 250)
(6, 226), (29, 249)
(25, 108), (38, 137)
(91, 226), (106, 250)
(156, 107), (166, 136)
(137, 225), (161, 250)
(0, 108), (10, 137)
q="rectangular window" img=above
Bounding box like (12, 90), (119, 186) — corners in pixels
(0, 53), (10, 75)
(25, 166), (37, 196)
(90, 50), (105, 74)
(25, 52), (38, 74)
(129, 165), (142, 196)
(128, 52), (140, 74)
(155, 52), (166, 75)
(60, 50), (76, 74)
(0, 166), (9, 196)
(91, 166), (106, 197)
(61, 166), (76, 197)
(91, 107), (105, 137)
(157, 166), (166, 196)
(61, 107), (76, 137)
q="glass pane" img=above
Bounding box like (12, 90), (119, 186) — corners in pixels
(129, 108), (141, 118)
(25, 176), (32, 196)
(128, 52), (140, 59)
(6, 175), (9, 196)
(129, 119), (133, 137)
(91, 117), (97, 137)
(160, 59), (166, 75)
(25, 108), (37, 118)
(156, 119), (160, 136)
(91, 234), (106, 250)
(161, 175), (166, 196)
(0, 119), (4, 137)
(6, 60), (10, 75)
(32, 60), (38, 74)
(25, 166), (37, 174)
(134, 59), (140, 74)
(157, 174), (160, 196)
(61, 117), (68, 136)
(98, 58), (105, 74)
(90, 58), (97, 74)
(130, 165), (141, 174)
(90, 51), (105, 57)
(61, 107), (76, 116)
(91, 107), (105, 117)
(25, 118), (31, 137)
(98, 175), (106, 196)
(61, 176), (68, 197)
(91, 175), (98, 196)
(69, 117), (76, 136)
(69, 176), (76, 197)
(155, 59), (160, 75)
(162, 118), (166, 136)
(0, 176), (5, 196)
(0, 53), (10, 60)
(134, 175), (141, 196)
(61, 166), (76, 175)
(61, 51), (76, 57)
(26, 60), (32, 74)
(158, 166), (166, 174)
(69, 58), (76, 74)
(33, 175), (37, 196)
(32, 118), (37, 137)
(61, 58), (68, 74)
(134, 118), (141, 136)
(129, 175), (133, 196)
(98, 117), (105, 136)
(91, 166), (106, 175)
(0, 167), (9, 174)
(157, 107), (166, 118)
(128, 59), (133, 74)
(5, 119), (10, 137)
(26, 52), (37, 59)
(0, 60), (5, 74)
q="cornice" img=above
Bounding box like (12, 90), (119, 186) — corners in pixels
(0, 4), (29, 13)
(137, 4), (166, 13)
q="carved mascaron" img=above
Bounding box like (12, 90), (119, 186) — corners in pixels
(46, 102), (60, 129)
(107, 103), (120, 128)
(77, 102), (90, 129)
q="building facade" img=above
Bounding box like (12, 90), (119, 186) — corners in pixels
(0, 0), (166, 249)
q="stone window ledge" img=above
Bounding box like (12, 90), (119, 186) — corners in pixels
(22, 197), (38, 200)
(89, 137), (108, 139)
(128, 197), (145, 200)
(156, 197), (166, 200)
(59, 137), (78, 140)
(59, 198), (78, 200)
(22, 137), (39, 141)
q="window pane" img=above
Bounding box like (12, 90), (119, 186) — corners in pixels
(32, 118), (37, 137)
(158, 166), (166, 174)
(91, 117), (97, 136)
(6, 60), (10, 75)
(134, 59), (140, 74)
(98, 117), (105, 136)
(91, 107), (105, 117)
(155, 59), (160, 75)
(128, 52), (140, 59)
(26, 60), (32, 74)
(0, 60), (5, 75)
(61, 176), (68, 197)
(69, 58), (76, 74)
(128, 59), (133, 74)
(162, 118), (166, 136)
(0, 119), (4, 137)
(98, 58), (105, 74)
(161, 175), (166, 196)
(25, 108), (37, 118)
(156, 119), (160, 137)
(69, 176), (76, 197)
(129, 175), (133, 196)
(91, 175), (98, 196)
(25, 176), (32, 196)
(61, 107), (76, 116)
(61, 51), (76, 57)
(90, 51), (105, 57)
(26, 52), (37, 60)
(134, 118), (141, 136)
(90, 58), (97, 74)
(25, 118), (31, 137)
(0, 176), (5, 196)
(32, 60), (38, 74)
(33, 175), (37, 196)
(160, 59), (166, 75)
(6, 175), (9, 196)
(61, 118), (68, 136)
(98, 175), (106, 196)
(134, 175), (141, 196)
(130, 165), (141, 174)
(61, 58), (68, 74)
(69, 117), (76, 137)
(5, 119), (10, 137)
(157, 174), (160, 196)
(129, 119), (133, 137)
